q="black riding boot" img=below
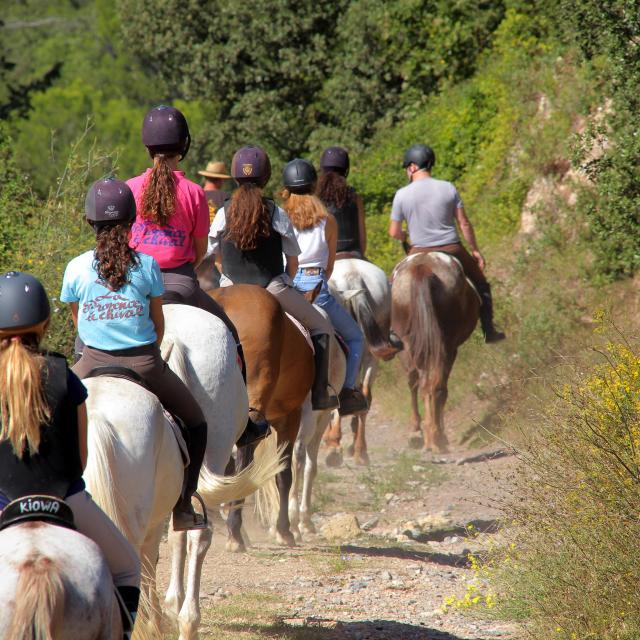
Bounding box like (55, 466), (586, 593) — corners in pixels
(476, 282), (506, 344)
(311, 334), (339, 410)
(338, 387), (369, 416)
(173, 422), (208, 531)
(116, 585), (139, 640)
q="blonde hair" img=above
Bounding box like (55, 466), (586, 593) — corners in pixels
(282, 192), (328, 231)
(0, 337), (50, 458)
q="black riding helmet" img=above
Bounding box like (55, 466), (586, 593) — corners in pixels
(320, 146), (349, 177)
(85, 178), (136, 227)
(283, 158), (317, 194)
(142, 105), (191, 159)
(0, 272), (50, 333)
(402, 144), (436, 171)
(231, 145), (272, 188)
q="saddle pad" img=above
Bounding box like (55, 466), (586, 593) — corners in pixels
(0, 495), (75, 532)
(285, 312), (314, 353)
(163, 410), (190, 468)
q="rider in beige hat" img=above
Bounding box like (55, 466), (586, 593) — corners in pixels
(199, 160), (232, 214)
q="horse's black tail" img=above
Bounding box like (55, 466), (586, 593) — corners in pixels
(344, 288), (389, 354)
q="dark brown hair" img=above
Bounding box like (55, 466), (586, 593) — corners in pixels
(140, 154), (177, 226)
(317, 170), (352, 209)
(224, 183), (271, 250)
(93, 223), (139, 291)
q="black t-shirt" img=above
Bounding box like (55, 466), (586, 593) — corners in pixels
(0, 353), (87, 502)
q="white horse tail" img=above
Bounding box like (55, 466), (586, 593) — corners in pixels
(9, 554), (65, 640)
(198, 434), (286, 508)
(345, 288), (389, 354)
(83, 412), (131, 541)
(160, 332), (190, 383)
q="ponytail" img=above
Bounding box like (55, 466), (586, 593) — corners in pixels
(225, 183), (271, 250)
(93, 223), (138, 291)
(0, 337), (50, 458)
(140, 154), (177, 226)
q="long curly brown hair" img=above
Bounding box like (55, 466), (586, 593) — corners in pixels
(224, 183), (271, 250)
(140, 154), (177, 226)
(317, 170), (352, 209)
(93, 223), (139, 291)
(282, 191), (328, 231)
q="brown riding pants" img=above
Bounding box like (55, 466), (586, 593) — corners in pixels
(72, 343), (205, 429)
(409, 242), (487, 286)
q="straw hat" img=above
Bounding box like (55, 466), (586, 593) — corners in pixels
(198, 160), (231, 179)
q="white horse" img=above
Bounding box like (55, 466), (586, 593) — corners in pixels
(0, 522), (122, 639)
(325, 258), (395, 466)
(84, 305), (283, 640)
(289, 333), (346, 540)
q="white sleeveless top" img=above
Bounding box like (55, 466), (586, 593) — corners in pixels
(294, 218), (329, 269)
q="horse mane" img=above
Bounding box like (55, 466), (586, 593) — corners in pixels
(9, 554), (65, 640)
(403, 262), (445, 385)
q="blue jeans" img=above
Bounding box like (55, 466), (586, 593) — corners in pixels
(294, 269), (365, 389)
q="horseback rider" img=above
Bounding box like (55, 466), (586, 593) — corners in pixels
(317, 146), (367, 260)
(61, 178), (208, 531)
(208, 145), (338, 411)
(199, 160), (231, 214)
(283, 158), (368, 416)
(389, 144), (506, 343)
(0, 271), (141, 633)
(127, 105), (268, 446)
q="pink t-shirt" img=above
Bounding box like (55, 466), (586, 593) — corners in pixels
(127, 169), (209, 269)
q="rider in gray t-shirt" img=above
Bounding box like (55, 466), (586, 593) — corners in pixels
(389, 144), (505, 344)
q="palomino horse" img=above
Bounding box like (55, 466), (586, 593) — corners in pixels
(0, 522), (122, 639)
(391, 252), (480, 452)
(210, 284), (315, 548)
(84, 305), (282, 640)
(324, 258), (396, 466)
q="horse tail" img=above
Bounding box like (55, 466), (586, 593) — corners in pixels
(160, 332), (190, 383)
(83, 413), (131, 540)
(345, 288), (388, 354)
(405, 264), (445, 384)
(198, 433), (286, 508)
(9, 555), (65, 640)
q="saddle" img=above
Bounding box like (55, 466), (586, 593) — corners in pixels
(0, 495), (75, 532)
(84, 366), (190, 466)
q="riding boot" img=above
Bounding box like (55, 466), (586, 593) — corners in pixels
(311, 334), (339, 410)
(476, 282), (506, 344)
(236, 410), (270, 448)
(237, 342), (247, 383)
(338, 387), (369, 416)
(173, 422), (208, 531)
(115, 585), (139, 640)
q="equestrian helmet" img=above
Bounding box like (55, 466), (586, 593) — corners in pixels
(231, 145), (272, 187)
(142, 105), (191, 159)
(402, 144), (436, 171)
(0, 271), (50, 334)
(282, 158), (317, 194)
(85, 178), (136, 225)
(320, 146), (350, 177)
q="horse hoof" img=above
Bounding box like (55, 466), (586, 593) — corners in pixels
(275, 530), (297, 547)
(346, 444), (355, 457)
(225, 538), (246, 553)
(408, 435), (424, 450)
(354, 452), (370, 466)
(325, 449), (343, 467)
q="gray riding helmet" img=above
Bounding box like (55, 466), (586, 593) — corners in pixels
(283, 158), (317, 194)
(402, 144), (436, 171)
(0, 271), (50, 332)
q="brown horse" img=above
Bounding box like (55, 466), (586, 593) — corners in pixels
(391, 252), (480, 452)
(210, 284), (314, 548)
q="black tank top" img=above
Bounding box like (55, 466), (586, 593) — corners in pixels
(0, 353), (83, 500)
(220, 198), (285, 287)
(326, 188), (361, 253)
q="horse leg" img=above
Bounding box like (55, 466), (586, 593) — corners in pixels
(421, 378), (449, 454)
(353, 413), (370, 466)
(136, 524), (165, 640)
(431, 354), (454, 453)
(274, 410), (301, 547)
(300, 414), (326, 534)
(324, 411), (343, 467)
(177, 527), (213, 640)
(289, 437), (305, 542)
(408, 368), (424, 449)
(164, 528), (187, 619)
(346, 415), (357, 458)
(225, 443), (255, 552)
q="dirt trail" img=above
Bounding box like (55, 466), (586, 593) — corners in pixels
(156, 402), (519, 639)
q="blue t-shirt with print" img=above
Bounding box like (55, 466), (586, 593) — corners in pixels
(60, 250), (164, 350)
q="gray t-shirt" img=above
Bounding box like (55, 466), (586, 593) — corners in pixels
(390, 177), (463, 247)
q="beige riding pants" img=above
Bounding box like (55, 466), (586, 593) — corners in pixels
(266, 275), (333, 337)
(67, 490), (140, 587)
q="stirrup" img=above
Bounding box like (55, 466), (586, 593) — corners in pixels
(172, 493), (208, 531)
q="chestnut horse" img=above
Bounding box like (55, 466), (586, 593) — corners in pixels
(210, 284), (314, 548)
(391, 252), (480, 452)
